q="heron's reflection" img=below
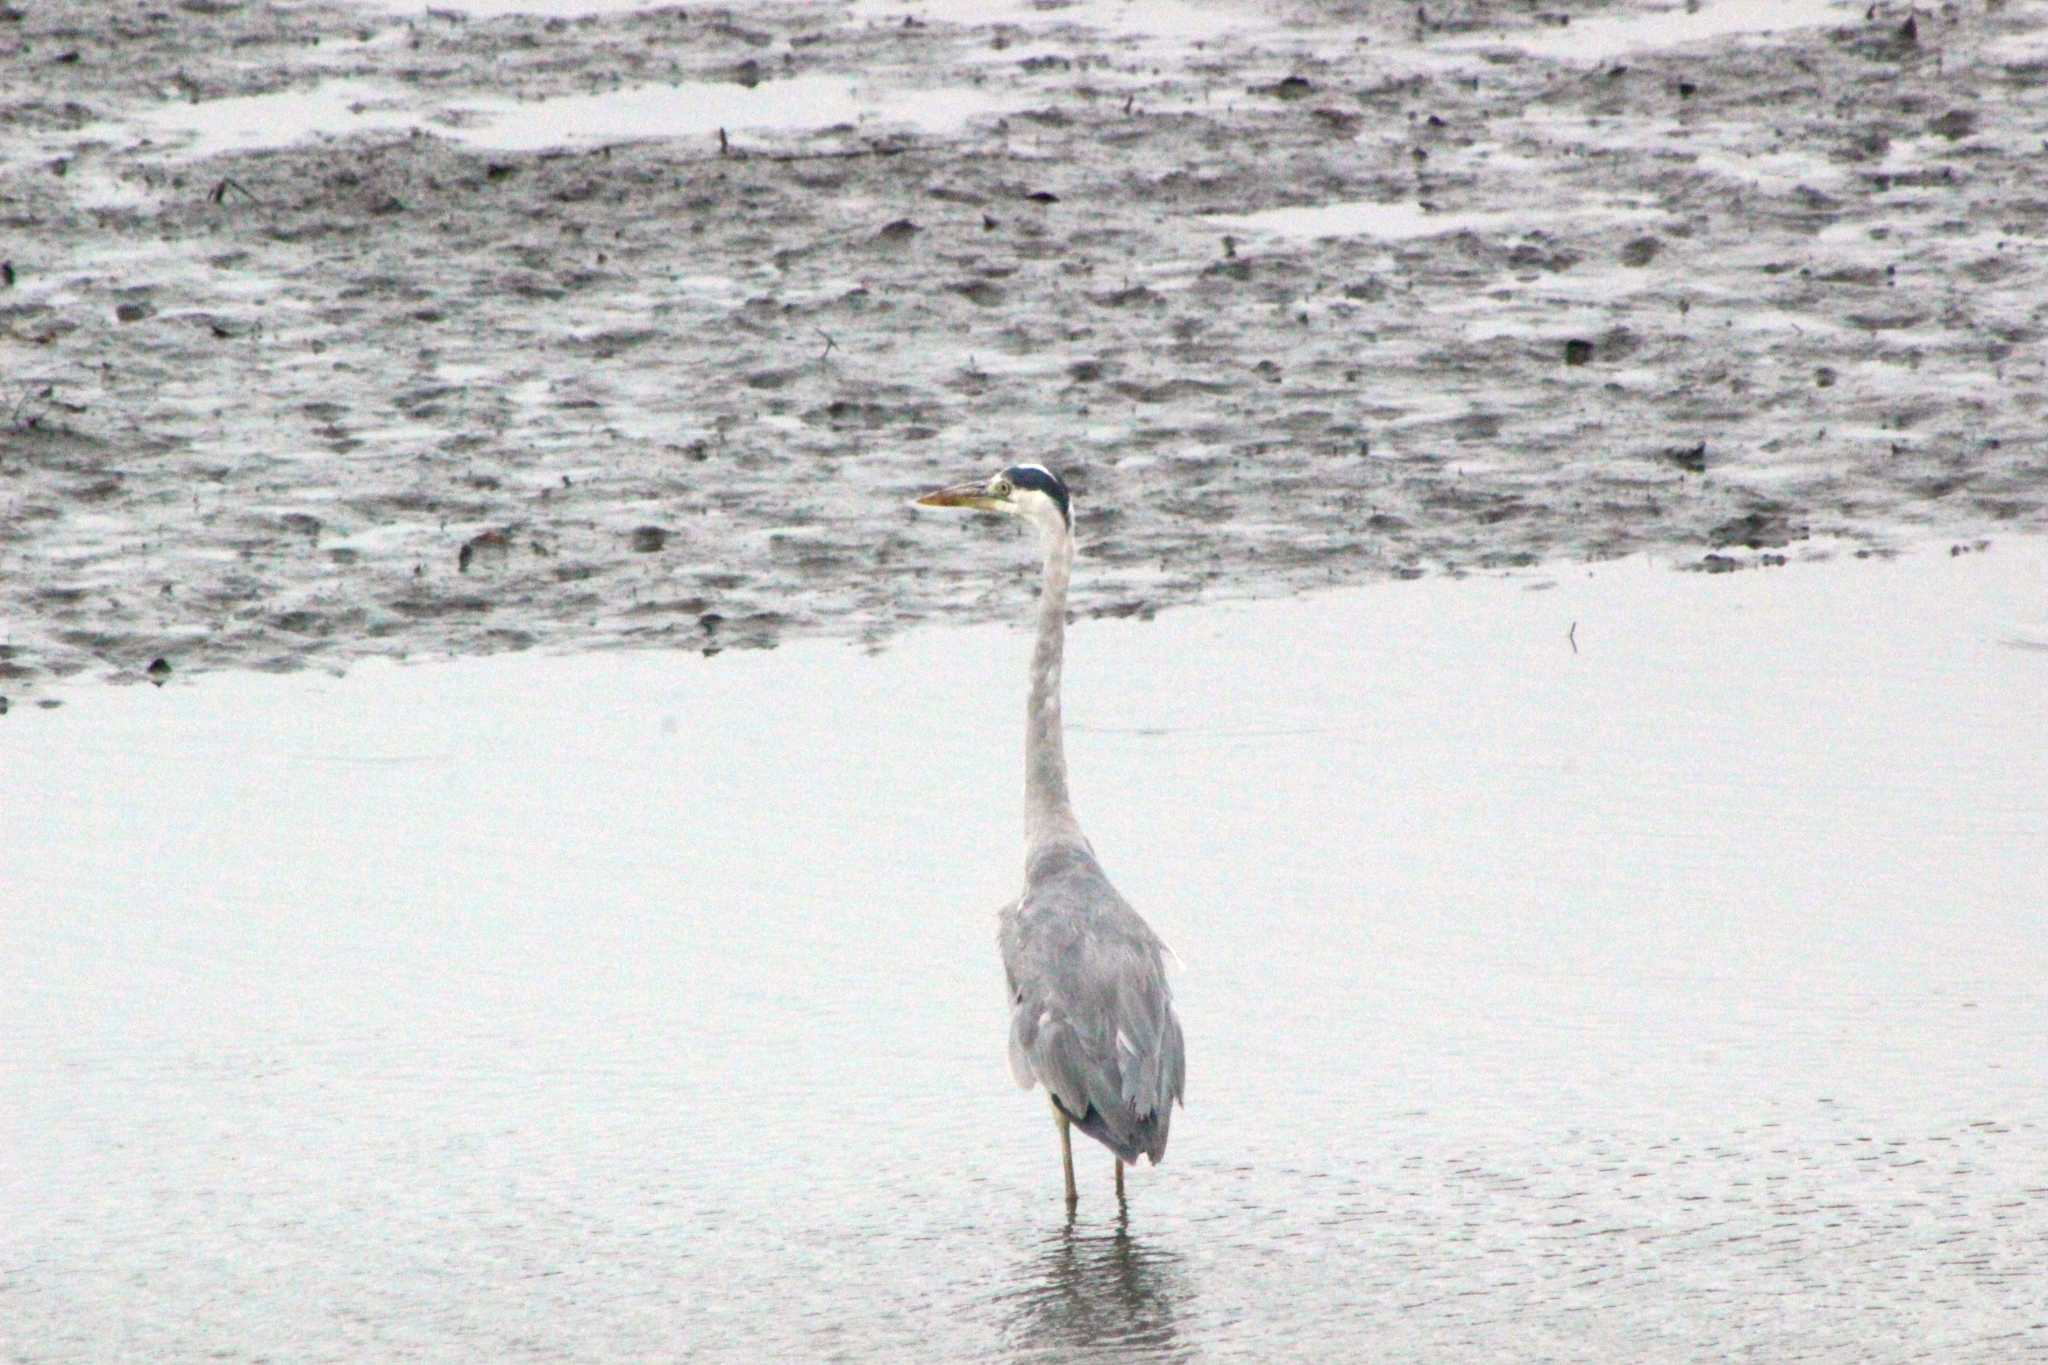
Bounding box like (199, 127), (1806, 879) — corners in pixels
(998, 1211), (1193, 1361)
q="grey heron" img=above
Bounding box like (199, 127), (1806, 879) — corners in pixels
(917, 465), (1187, 1209)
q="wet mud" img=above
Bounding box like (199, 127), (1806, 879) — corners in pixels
(2, 0), (2045, 689)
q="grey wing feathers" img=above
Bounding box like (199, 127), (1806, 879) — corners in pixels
(1000, 865), (1186, 1166)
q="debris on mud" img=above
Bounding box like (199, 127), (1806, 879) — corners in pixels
(458, 530), (512, 575)
(1663, 442), (1711, 475)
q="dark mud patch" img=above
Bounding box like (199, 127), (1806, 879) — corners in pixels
(1, 0), (2045, 690)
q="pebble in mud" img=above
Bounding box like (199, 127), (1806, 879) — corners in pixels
(145, 658), (171, 686)
(1620, 235), (1662, 267)
(629, 527), (669, 554)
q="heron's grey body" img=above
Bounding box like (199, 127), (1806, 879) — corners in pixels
(1002, 841), (1184, 1167)
(917, 464), (1185, 1203)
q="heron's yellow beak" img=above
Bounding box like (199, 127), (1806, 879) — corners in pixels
(915, 481), (1002, 512)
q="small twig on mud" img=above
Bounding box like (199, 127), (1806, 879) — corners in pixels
(1122, 93), (1135, 116)
(7, 382), (54, 428)
(1568, 621), (1578, 654)
(209, 176), (261, 205)
(718, 127), (730, 157)
(817, 328), (836, 361)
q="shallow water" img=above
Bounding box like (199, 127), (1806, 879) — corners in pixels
(1444, 0), (1856, 62)
(1205, 200), (1526, 242)
(96, 74), (1020, 162)
(6, 541), (2047, 1360)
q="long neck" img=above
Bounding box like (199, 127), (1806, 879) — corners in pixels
(1026, 521), (1087, 858)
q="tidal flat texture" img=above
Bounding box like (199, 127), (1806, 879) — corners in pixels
(2, 0), (2044, 688)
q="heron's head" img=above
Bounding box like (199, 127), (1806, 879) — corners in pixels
(914, 464), (1072, 535)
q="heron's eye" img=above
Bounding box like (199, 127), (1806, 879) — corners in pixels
(993, 478), (1014, 498)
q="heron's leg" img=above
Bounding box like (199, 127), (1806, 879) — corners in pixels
(1115, 1157), (1125, 1203)
(1052, 1097), (1077, 1208)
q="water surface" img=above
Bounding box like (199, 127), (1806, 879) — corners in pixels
(6, 544), (2047, 1360)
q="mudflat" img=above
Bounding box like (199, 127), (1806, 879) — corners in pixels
(2, 0), (2043, 689)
